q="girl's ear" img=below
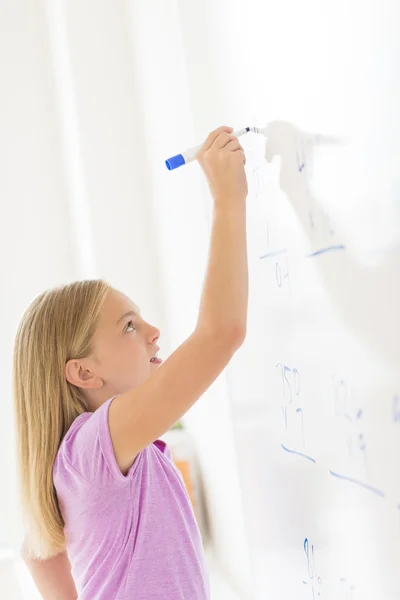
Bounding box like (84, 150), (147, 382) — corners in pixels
(65, 359), (104, 390)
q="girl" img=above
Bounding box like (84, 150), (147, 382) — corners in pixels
(14, 126), (249, 599)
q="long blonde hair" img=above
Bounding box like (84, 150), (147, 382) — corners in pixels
(13, 279), (111, 559)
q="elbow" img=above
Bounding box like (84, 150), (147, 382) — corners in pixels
(223, 322), (247, 350)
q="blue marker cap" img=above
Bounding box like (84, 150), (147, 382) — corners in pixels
(165, 154), (186, 170)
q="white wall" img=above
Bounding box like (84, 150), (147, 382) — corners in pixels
(0, 0), (167, 568)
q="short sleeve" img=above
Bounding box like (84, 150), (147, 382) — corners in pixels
(57, 396), (140, 488)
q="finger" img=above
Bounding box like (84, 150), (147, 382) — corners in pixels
(233, 148), (246, 165)
(202, 126), (233, 152)
(224, 139), (242, 152)
(212, 132), (238, 150)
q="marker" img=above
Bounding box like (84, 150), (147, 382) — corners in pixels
(165, 126), (263, 170)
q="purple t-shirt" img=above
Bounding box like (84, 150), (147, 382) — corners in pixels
(53, 396), (210, 599)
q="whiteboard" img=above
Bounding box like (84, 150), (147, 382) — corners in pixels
(210, 0), (400, 598)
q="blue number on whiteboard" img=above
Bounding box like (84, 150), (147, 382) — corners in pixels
(333, 376), (351, 421)
(275, 254), (290, 289)
(296, 407), (306, 448)
(276, 363), (300, 405)
(302, 538), (322, 598)
(296, 145), (306, 173)
(276, 364), (315, 462)
(332, 376), (367, 469)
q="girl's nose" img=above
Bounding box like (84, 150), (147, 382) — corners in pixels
(149, 325), (160, 343)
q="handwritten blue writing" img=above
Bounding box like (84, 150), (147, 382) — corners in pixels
(281, 445), (316, 462)
(260, 248), (287, 259)
(332, 376), (368, 475)
(302, 538), (322, 599)
(306, 244), (346, 258)
(296, 146), (306, 174)
(277, 365), (315, 462)
(275, 255), (290, 288)
(329, 470), (385, 497)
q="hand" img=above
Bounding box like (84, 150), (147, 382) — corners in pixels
(197, 126), (248, 207)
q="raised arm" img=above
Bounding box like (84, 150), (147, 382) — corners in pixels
(108, 125), (249, 475)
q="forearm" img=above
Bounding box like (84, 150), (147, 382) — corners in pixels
(23, 549), (77, 600)
(197, 204), (248, 336)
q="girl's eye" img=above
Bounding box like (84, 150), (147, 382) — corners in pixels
(126, 320), (136, 333)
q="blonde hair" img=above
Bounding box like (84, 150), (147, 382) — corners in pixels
(13, 279), (111, 559)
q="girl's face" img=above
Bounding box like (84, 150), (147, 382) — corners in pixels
(90, 289), (161, 399)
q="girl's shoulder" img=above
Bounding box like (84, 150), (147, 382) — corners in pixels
(62, 410), (92, 446)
